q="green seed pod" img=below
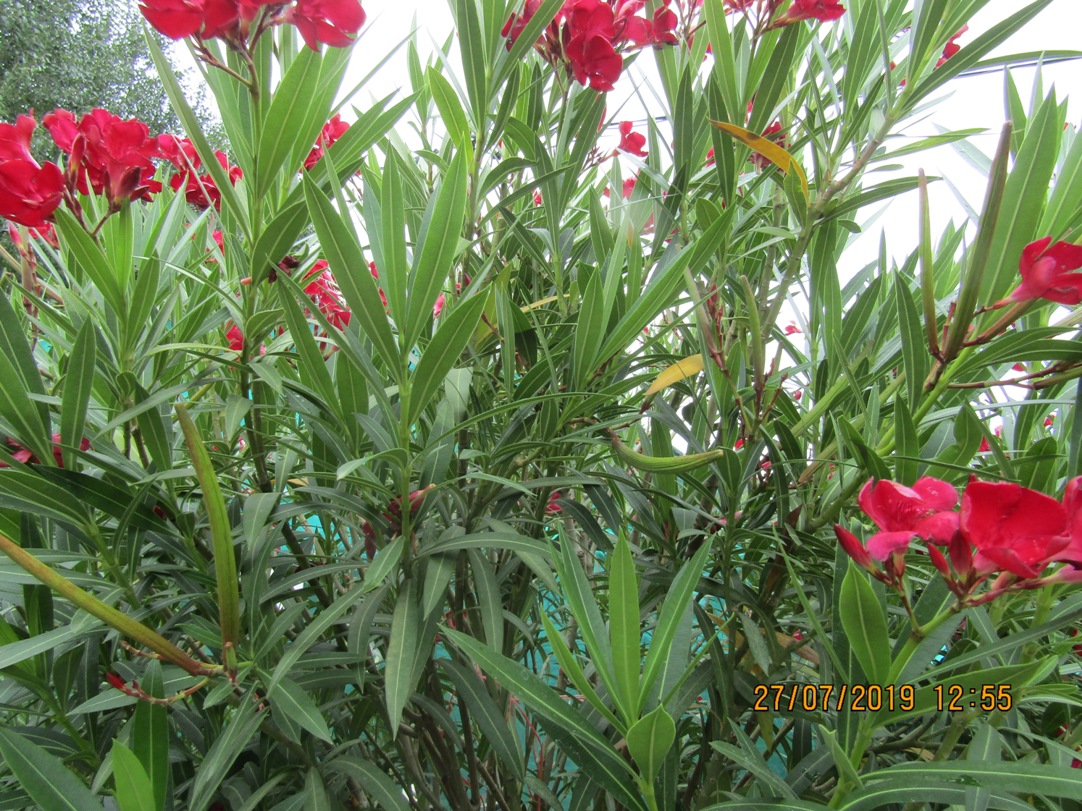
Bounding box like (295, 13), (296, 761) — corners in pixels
(611, 435), (725, 473)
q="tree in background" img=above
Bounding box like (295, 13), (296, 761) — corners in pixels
(0, 0), (218, 149)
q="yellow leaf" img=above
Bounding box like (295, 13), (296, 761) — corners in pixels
(711, 120), (809, 200)
(645, 354), (705, 397)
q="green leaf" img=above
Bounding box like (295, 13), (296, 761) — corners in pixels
(406, 151), (468, 347)
(466, 548), (503, 653)
(406, 293), (489, 426)
(385, 577), (422, 737)
(267, 580), (368, 693)
(443, 628), (647, 811)
(0, 728), (104, 811)
(325, 758), (410, 811)
(269, 676), (332, 743)
(112, 742), (155, 811)
(839, 563), (890, 685)
(427, 67), (472, 159)
(452, 0), (486, 126)
(0, 352), (53, 469)
(440, 658), (525, 780)
(145, 33), (249, 240)
(609, 535), (641, 724)
(187, 695), (262, 811)
(893, 272), (928, 410)
(362, 535), (404, 593)
(249, 201), (308, 285)
(550, 532), (620, 717)
(303, 768), (331, 811)
(626, 706), (676, 785)
(277, 284), (336, 407)
(573, 270), (606, 390)
(256, 47), (323, 199)
(54, 208), (125, 315)
(131, 660), (168, 811)
(0, 468), (92, 529)
(640, 539), (711, 714)
(375, 153), (408, 325)
(176, 405), (240, 664)
(302, 171), (400, 373)
(845, 761), (1082, 809)
(0, 624), (82, 670)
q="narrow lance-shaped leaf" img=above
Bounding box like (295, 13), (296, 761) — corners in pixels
(711, 121), (808, 200)
(112, 742), (155, 811)
(132, 660), (168, 811)
(839, 563), (890, 686)
(176, 405), (240, 672)
(609, 535), (641, 725)
(406, 151), (468, 347)
(0, 728), (104, 811)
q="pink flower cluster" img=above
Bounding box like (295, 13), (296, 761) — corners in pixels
(502, 0), (679, 92)
(835, 476), (1082, 604)
(138, 0), (366, 51)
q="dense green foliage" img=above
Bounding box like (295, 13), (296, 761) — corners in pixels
(0, 1), (1081, 809)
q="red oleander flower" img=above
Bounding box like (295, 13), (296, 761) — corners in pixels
(157, 134), (201, 170)
(857, 477), (959, 559)
(0, 160), (65, 228)
(43, 108), (161, 206)
(303, 259), (351, 329)
(503, 0), (676, 92)
(0, 114), (37, 163)
(501, 0), (543, 45)
(303, 114), (350, 170)
(566, 33), (623, 91)
(0, 434), (91, 468)
(368, 261), (389, 309)
(105, 672), (128, 691)
(935, 26), (967, 68)
(997, 237), (1082, 306)
(287, 0), (367, 50)
(616, 120), (647, 156)
(784, 322), (801, 335)
(545, 490), (563, 514)
(960, 480), (1070, 578)
(1060, 477), (1082, 565)
(834, 524), (876, 572)
(140, 0), (281, 42)
(170, 151), (243, 210)
(226, 323), (245, 352)
(138, 0), (208, 39)
(776, 0), (846, 24)
(432, 292), (446, 319)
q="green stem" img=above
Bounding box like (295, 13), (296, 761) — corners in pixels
(0, 531), (221, 677)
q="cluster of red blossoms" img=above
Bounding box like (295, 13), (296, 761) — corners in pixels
(723, 0), (845, 26)
(502, 0), (680, 92)
(0, 108), (349, 229)
(835, 476), (1082, 605)
(138, 0), (366, 51)
(158, 134), (243, 210)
